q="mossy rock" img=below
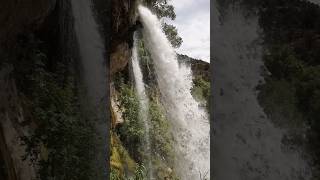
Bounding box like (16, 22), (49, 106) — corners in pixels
(110, 132), (137, 178)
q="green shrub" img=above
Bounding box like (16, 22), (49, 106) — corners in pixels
(117, 83), (145, 162)
(16, 34), (95, 180)
(191, 76), (210, 110)
(110, 168), (122, 180)
(149, 101), (174, 162)
(245, 0), (320, 176)
(263, 46), (304, 80)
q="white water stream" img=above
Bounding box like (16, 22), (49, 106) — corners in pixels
(71, 0), (106, 105)
(138, 5), (210, 180)
(131, 32), (153, 179)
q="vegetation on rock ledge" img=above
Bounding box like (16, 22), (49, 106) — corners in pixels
(8, 33), (96, 179)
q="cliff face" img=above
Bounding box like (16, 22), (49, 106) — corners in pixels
(110, 0), (138, 75)
(0, 0), (56, 48)
(0, 0), (136, 177)
(0, 1), (79, 179)
(1, 0), (139, 177)
(0, 66), (36, 180)
(110, 0), (138, 130)
(0, 1), (57, 179)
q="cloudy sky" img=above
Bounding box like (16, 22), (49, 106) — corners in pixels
(166, 0), (210, 62)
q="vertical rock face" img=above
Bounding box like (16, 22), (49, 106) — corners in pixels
(0, 66), (36, 180)
(111, 0), (137, 45)
(109, 0), (138, 131)
(110, 0), (137, 76)
(110, 43), (131, 75)
(0, 1), (70, 179)
(0, 0), (138, 178)
(0, 0), (56, 47)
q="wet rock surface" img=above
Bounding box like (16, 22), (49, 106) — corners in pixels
(110, 0), (137, 76)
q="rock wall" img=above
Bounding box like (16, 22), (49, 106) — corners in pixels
(110, 0), (138, 76)
(0, 1), (77, 179)
(0, 66), (36, 180)
(109, 0), (138, 128)
(0, 0), (56, 48)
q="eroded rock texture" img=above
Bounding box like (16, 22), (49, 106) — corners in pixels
(110, 0), (138, 75)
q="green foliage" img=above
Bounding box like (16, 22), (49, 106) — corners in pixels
(162, 23), (183, 48)
(112, 164), (148, 180)
(110, 168), (122, 180)
(264, 46), (304, 80)
(240, 0), (320, 176)
(115, 30), (181, 179)
(136, 37), (175, 165)
(295, 66), (320, 116)
(129, 165), (147, 180)
(149, 101), (174, 162)
(14, 34), (95, 180)
(191, 76), (210, 110)
(137, 38), (150, 64)
(110, 163), (147, 180)
(110, 131), (137, 178)
(117, 83), (145, 162)
(145, 0), (176, 20)
(114, 71), (126, 90)
(257, 79), (303, 129)
(112, 55), (184, 179)
(137, 38), (157, 86)
(143, 0), (183, 48)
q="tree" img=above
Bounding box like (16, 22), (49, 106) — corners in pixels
(146, 0), (176, 20)
(162, 23), (183, 48)
(145, 0), (183, 48)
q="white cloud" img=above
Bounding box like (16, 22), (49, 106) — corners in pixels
(166, 0), (210, 62)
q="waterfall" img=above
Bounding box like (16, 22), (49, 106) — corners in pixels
(131, 32), (153, 179)
(71, 0), (106, 105)
(138, 5), (210, 180)
(71, 0), (107, 178)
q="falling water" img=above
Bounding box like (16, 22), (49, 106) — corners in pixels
(71, 0), (108, 178)
(131, 32), (153, 179)
(138, 5), (210, 180)
(71, 0), (106, 105)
